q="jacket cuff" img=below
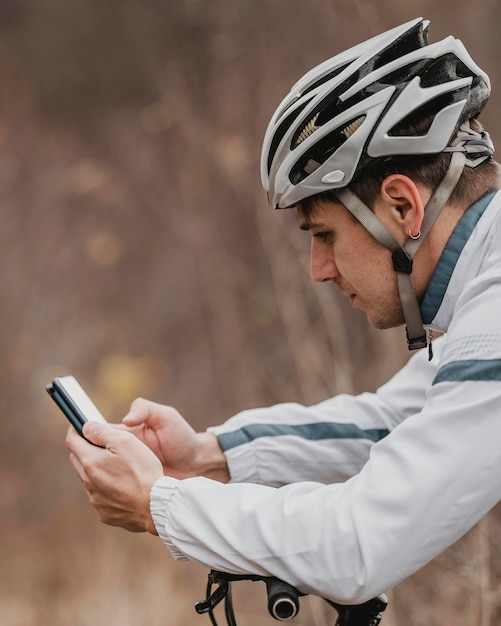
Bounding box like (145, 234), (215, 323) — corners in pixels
(207, 426), (260, 483)
(150, 476), (188, 561)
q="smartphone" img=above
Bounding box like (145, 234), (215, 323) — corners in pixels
(46, 375), (107, 436)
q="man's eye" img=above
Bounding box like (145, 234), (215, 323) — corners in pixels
(313, 231), (331, 243)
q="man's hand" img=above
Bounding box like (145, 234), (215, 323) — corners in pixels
(66, 422), (164, 534)
(121, 398), (230, 483)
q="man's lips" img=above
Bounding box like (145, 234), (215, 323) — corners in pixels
(338, 285), (360, 308)
(340, 288), (356, 303)
(348, 292), (363, 309)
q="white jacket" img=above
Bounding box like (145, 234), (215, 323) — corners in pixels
(150, 190), (501, 603)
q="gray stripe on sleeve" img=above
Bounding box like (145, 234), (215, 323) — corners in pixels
(217, 422), (390, 452)
(433, 359), (501, 384)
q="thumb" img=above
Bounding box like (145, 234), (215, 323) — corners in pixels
(122, 397), (152, 427)
(82, 421), (113, 448)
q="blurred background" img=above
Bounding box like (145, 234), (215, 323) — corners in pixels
(1, 0), (501, 624)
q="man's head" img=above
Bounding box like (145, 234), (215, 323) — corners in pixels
(297, 175), (432, 330)
(260, 17), (497, 350)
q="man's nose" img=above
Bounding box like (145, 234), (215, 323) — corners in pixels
(310, 241), (339, 283)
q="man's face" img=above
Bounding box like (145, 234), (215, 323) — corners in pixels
(297, 198), (405, 330)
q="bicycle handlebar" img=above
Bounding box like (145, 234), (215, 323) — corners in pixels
(195, 570), (388, 625)
(265, 577), (300, 620)
(327, 595), (388, 626)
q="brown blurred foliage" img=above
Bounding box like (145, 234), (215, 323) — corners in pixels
(1, 1), (501, 624)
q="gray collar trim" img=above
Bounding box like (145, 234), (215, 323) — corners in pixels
(421, 191), (497, 324)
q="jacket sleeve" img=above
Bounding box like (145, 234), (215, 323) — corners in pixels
(207, 337), (443, 486)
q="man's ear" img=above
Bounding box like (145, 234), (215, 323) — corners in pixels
(376, 174), (425, 244)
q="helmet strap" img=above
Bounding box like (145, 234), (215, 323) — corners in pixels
(334, 149), (466, 352)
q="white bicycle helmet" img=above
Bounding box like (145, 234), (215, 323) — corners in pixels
(261, 17), (494, 350)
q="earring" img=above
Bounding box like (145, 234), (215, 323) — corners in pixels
(408, 229), (421, 240)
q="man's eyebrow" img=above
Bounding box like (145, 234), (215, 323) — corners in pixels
(299, 221), (324, 231)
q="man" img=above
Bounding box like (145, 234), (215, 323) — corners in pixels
(66, 18), (501, 604)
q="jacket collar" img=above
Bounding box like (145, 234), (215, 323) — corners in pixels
(421, 190), (499, 331)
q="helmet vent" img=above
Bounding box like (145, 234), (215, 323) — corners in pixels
(295, 112), (320, 146)
(342, 116), (365, 139)
(372, 21), (427, 72)
(290, 115), (366, 184)
(267, 99), (312, 174)
(300, 62), (351, 98)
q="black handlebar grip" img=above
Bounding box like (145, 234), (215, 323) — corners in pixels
(265, 578), (300, 621)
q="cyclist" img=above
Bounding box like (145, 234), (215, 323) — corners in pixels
(66, 17), (501, 607)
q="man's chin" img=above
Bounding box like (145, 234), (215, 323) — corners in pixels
(366, 310), (405, 330)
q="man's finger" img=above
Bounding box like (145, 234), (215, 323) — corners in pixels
(65, 424), (90, 453)
(68, 450), (85, 479)
(81, 421), (118, 448)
